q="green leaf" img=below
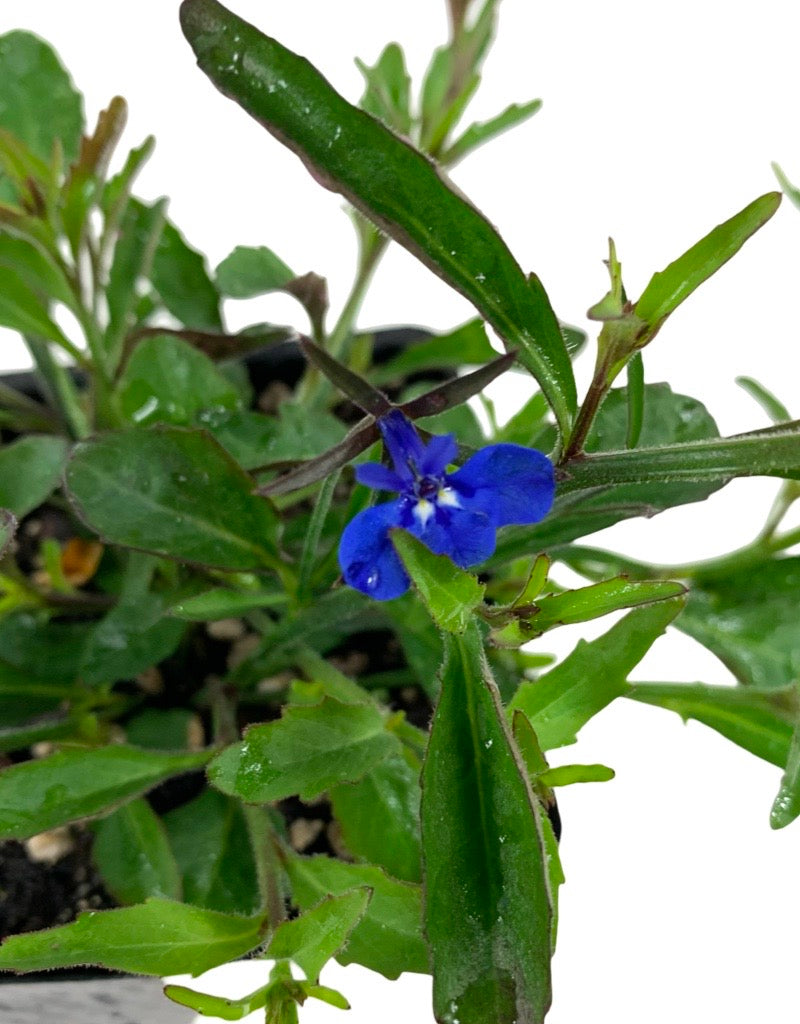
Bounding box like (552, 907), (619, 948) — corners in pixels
(116, 333), (242, 427)
(736, 375), (791, 423)
(677, 558), (800, 690)
(105, 197), (167, 371)
(490, 577), (685, 647)
(573, 382), (721, 509)
(125, 708), (199, 751)
(0, 264), (79, 353)
(163, 787), (261, 915)
(422, 622), (552, 1024)
(208, 698), (400, 803)
(79, 553), (186, 687)
(166, 972), (349, 1020)
(559, 422), (800, 495)
(371, 319), (498, 385)
(495, 385), (722, 560)
(267, 888), (371, 982)
(0, 612), (90, 688)
(92, 798), (182, 904)
(0, 508), (16, 559)
(510, 595), (685, 749)
(381, 593), (444, 699)
(0, 745), (210, 840)
(260, 402), (347, 464)
(284, 854), (428, 979)
(143, 203), (222, 330)
(441, 98), (542, 165)
(179, 0), (577, 439)
(538, 763), (615, 786)
(0, 233), (77, 312)
(169, 585), (286, 620)
(770, 726), (800, 829)
(634, 192), (781, 335)
(65, 425), (279, 570)
(205, 408), (279, 470)
(0, 30), (84, 168)
(0, 900), (263, 976)
(330, 752), (422, 883)
(215, 244), (295, 296)
(772, 161), (800, 212)
(61, 96), (128, 255)
(357, 43), (411, 135)
(510, 712), (563, 951)
(627, 682), (796, 768)
(391, 529), (485, 634)
(0, 435), (67, 517)
(495, 391), (549, 446)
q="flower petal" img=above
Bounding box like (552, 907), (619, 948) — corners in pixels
(378, 410), (425, 480)
(355, 462), (405, 492)
(338, 500), (410, 600)
(449, 444), (555, 526)
(411, 504), (496, 568)
(419, 433), (458, 476)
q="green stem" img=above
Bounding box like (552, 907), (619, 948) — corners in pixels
(297, 227), (388, 406)
(24, 336), (89, 439)
(243, 805), (286, 932)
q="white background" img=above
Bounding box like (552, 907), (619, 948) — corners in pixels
(3, 1), (800, 1021)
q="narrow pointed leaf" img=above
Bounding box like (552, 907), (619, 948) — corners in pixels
(635, 192), (781, 332)
(266, 888), (371, 982)
(208, 698), (400, 803)
(492, 577), (685, 647)
(511, 712), (563, 951)
(559, 422), (800, 494)
(442, 98), (542, 165)
(0, 900), (263, 976)
(0, 745), (210, 840)
(537, 763), (615, 786)
(65, 425), (278, 570)
(105, 197), (167, 370)
(165, 982), (270, 1020)
(299, 336), (390, 417)
(62, 96), (128, 253)
(0, 265), (78, 352)
(773, 161), (800, 211)
(510, 595), (685, 749)
(736, 375), (791, 423)
(423, 623), (552, 1024)
(179, 0), (576, 438)
(627, 682), (796, 767)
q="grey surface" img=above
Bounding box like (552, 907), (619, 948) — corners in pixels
(0, 976), (195, 1024)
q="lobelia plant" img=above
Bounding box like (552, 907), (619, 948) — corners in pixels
(0, 1), (799, 1022)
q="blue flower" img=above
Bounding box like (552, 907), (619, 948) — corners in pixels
(338, 410), (555, 600)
